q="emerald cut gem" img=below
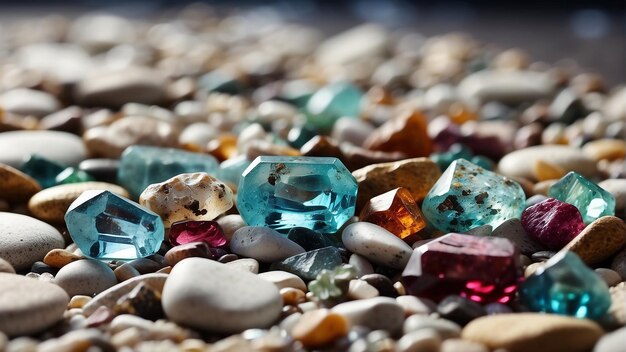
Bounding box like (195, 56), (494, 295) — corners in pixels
(237, 156), (357, 233)
(548, 171), (616, 224)
(65, 190), (164, 260)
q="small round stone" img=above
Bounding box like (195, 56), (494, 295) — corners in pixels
(43, 249), (84, 269)
(342, 222), (413, 269)
(114, 263), (143, 282)
(0, 257), (15, 274)
(257, 271), (308, 291)
(291, 309), (350, 349)
(331, 297), (405, 334)
(68, 295), (92, 309)
(396, 329), (441, 352)
(0, 163), (41, 203)
(230, 226), (305, 263)
(403, 315), (462, 339)
(216, 214), (246, 241)
(54, 259), (118, 297)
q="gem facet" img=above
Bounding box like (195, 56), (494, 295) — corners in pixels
(65, 190), (164, 260)
(169, 220), (227, 247)
(305, 82), (363, 130)
(520, 251), (611, 319)
(421, 158), (525, 233)
(360, 187), (427, 241)
(521, 198), (586, 250)
(117, 146), (219, 198)
(237, 156), (358, 233)
(548, 171), (616, 224)
(402, 233), (521, 304)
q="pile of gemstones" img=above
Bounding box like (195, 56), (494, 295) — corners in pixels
(0, 6), (625, 352)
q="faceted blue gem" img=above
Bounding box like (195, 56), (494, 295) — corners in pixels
(20, 154), (65, 188)
(237, 156), (358, 233)
(117, 146), (219, 198)
(65, 190), (164, 260)
(520, 251), (611, 319)
(218, 155), (251, 187)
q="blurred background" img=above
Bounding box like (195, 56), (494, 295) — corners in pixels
(0, 0), (624, 85)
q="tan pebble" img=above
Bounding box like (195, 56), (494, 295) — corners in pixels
(396, 295), (435, 316)
(280, 287), (306, 306)
(394, 281), (406, 296)
(461, 313), (603, 352)
(258, 271), (307, 291)
(0, 257), (15, 274)
(68, 295), (92, 309)
(347, 279), (379, 300)
(216, 214), (246, 241)
(291, 309), (350, 349)
(441, 338), (488, 352)
(396, 329), (441, 352)
(0, 163), (41, 203)
(564, 216), (626, 265)
(156, 266), (172, 274)
(6, 337), (38, 352)
(299, 301), (319, 313)
(139, 172), (234, 227)
(532, 159), (566, 182)
(43, 249), (84, 269)
(179, 338), (207, 352)
(164, 242), (212, 267)
(583, 139), (626, 161)
(28, 182), (129, 223)
(114, 263), (142, 282)
(608, 282), (626, 325)
(111, 327), (142, 348)
(595, 268), (623, 286)
(525, 262), (545, 278)
(533, 179), (558, 196)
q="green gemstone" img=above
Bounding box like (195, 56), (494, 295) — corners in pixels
(305, 82), (363, 130)
(20, 154), (65, 188)
(548, 171), (615, 224)
(55, 167), (95, 185)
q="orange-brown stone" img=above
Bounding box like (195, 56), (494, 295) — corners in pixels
(363, 109), (433, 157)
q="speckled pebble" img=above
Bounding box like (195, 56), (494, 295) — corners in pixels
(54, 259), (118, 297)
(564, 216), (626, 265)
(230, 226), (305, 263)
(342, 222), (413, 269)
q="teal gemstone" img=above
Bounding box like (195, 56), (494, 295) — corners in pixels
(270, 246), (343, 280)
(287, 124), (319, 149)
(548, 171), (616, 224)
(430, 144), (474, 171)
(118, 146), (219, 198)
(65, 190), (164, 260)
(20, 154), (65, 188)
(237, 156), (358, 233)
(520, 251), (611, 319)
(55, 167), (95, 185)
(218, 155), (251, 187)
(422, 158), (526, 233)
(305, 82), (363, 130)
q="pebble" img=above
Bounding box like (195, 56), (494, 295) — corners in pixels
(54, 259), (118, 297)
(68, 295), (92, 309)
(593, 326), (626, 352)
(462, 313), (604, 352)
(583, 139), (626, 161)
(225, 258), (260, 274)
(492, 218), (545, 255)
(437, 295), (487, 326)
(342, 222), (413, 269)
(361, 273), (399, 298)
(348, 253), (375, 277)
(564, 216), (626, 265)
(458, 70), (555, 105)
(352, 157), (441, 211)
(441, 339), (489, 352)
(0, 88), (61, 118)
(43, 249), (84, 269)
(0, 257), (15, 274)
(347, 279), (379, 300)
(595, 268), (622, 287)
(498, 145), (598, 181)
(403, 315), (462, 339)
(257, 271), (308, 291)
(0, 163), (41, 203)
(0, 273), (69, 336)
(331, 297), (405, 333)
(82, 273), (168, 316)
(396, 329), (441, 352)
(114, 262), (143, 281)
(291, 309), (350, 348)
(230, 226), (305, 263)
(599, 179), (626, 216)
(162, 257), (282, 333)
(0, 130), (87, 168)
(0, 212), (65, 271)
(28, 182), (129, 223)
(611, 248), (626, 279)
(216, 214), (246, 241)
(165, 242), (213, 266)
(396, 295), (435, 316)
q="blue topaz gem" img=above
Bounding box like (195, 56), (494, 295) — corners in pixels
(237, 156), (358, 233)
(117, 146), (219, 198)
(520, 251), (611, 319)
(421, 158), (526, 233)
(65, 190), (164, 260)
(548, 171), (616, 224)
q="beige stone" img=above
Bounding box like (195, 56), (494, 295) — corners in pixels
(0, 163), (41, 203)
(564, 216), (626, 265)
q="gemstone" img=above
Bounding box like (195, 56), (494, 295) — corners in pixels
(421, 158), (526, 233)
(362, 110), (433, 158)
(548, 171), (616, 224)
(305, 82), (363, 130)
(139, 172), (233, 228)
(237, 156), (358, 233)
(117, 145), (219, 198)
(287, 227), (336, 252)
(360, 187), (427, 241)
(521, 198), (586, 250)
(520, 251), (611, 319)
(218, 155), (252, 188)
(64, 190), (164, 260)
(20, 154), (65, 188)
(271, 246), (343, 280)
(169, 221), (227, 248)
(402, 233), (521, 304)
(55, 167), (95, 185)
(430, 144), (473, 171)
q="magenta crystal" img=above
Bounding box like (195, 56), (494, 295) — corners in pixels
(521, 198), (585, 250)
(169, 221), (227, 247)
(402, 233), (521, 304)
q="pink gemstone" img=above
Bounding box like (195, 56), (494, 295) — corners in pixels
(521, 198), (585, 250)
(169, 221), (227, 247)
(402, 233), (521, 304)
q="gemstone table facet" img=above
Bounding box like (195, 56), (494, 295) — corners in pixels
(402, 233), (521, 304)
(521, 197), (586, 250)
(237, 156), (358, 233)
(520, 251), (611, 319)
(65, 190), (164, 260)
(169, 220), (227, 248)
(421, 158), (526, 233)
(548, 171), (616, 224)
(117, 145), (219, 198)
(360, 187), (427, 241)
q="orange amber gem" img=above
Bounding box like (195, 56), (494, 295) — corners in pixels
(206, 134), (237, 162)
(362, 109), (433, 157)
(360, 187), (427, 241)
(448, 102), (478, 125)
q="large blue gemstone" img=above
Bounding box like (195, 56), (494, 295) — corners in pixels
(65, 190), (164, 260)
(237, 156), (357, 233)
(117, 146), (219, 198)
